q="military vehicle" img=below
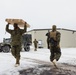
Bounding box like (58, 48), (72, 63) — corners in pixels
(22, 34), (32, 51)
(0, 38), (11, 52)
(0, 34), (32, 52)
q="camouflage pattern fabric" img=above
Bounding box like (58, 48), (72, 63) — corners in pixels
(33, 40), (38, 48)
(6, 24), (27, 59)
(6, 24), (27, 46)
(33, 39), (38, 51)
(49, 30), (61, 62)
(11, 45), (21, 59)
(50, 46), (61, 61)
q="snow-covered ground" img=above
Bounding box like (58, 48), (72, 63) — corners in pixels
(0, 48), (76, 75)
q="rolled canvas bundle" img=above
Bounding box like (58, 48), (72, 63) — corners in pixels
(5, 19), (30, 27)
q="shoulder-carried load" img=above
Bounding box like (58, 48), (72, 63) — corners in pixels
(49, 31), (61, 46)
(5, 18), (30, 27)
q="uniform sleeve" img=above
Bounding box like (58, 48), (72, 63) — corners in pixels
(6, 24), (12, 34)
(20, 24), (27, 34)
(56, 32), (61, 45)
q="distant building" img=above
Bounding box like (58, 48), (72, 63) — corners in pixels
(26, 28), (76, 48)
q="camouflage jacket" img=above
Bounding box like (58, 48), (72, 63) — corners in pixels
(33, 40), (38, 45)
(6, 24), (27, 46)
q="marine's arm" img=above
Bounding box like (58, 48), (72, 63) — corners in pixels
(21, 22), (27, 34)
(6, 23), (12, 33)
(24, 22), (27, 32)
(56, 32), (61, 45)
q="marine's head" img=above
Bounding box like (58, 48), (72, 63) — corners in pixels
(52, 25), (56, 31)
(13, 23), (19, 29)
(35, 39), (36, 41)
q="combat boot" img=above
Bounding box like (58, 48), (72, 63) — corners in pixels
(52, 59), (58, 68)
(15, 64), (20, 67)
(15, 58), (20, 67)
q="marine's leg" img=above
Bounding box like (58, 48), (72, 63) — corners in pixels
(51, 47), (58, 68)
(15, 45), (21, 67)
(50, 47), (54, 62)
(34, 45), (37, 51)
(55, 47), (61, 61)
(52, 47), (61, 68)
(11, 46), (16, 58)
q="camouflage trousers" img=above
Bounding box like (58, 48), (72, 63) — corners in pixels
(11, 45), (21, 59)
(50, 46), (61, 62)
(34, 45), (37, 51)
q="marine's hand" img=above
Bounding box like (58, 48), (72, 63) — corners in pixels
(7, 23), (10, 25)
(25, 22), (27, 24)
(24, 22), (27, 27)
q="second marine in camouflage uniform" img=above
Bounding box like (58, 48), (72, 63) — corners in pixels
(6, 23), (27, 66)
(49, 25), (61, 67)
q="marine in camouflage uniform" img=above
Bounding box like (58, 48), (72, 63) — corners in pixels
(49, 25), (61, 65)
(6, 23), (27, 66)
(33, 39), (38, 51)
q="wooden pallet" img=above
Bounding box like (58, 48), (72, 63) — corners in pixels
(5, 19), (30, 27)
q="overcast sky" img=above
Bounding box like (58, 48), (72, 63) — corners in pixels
(0, 0), (76, 42)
